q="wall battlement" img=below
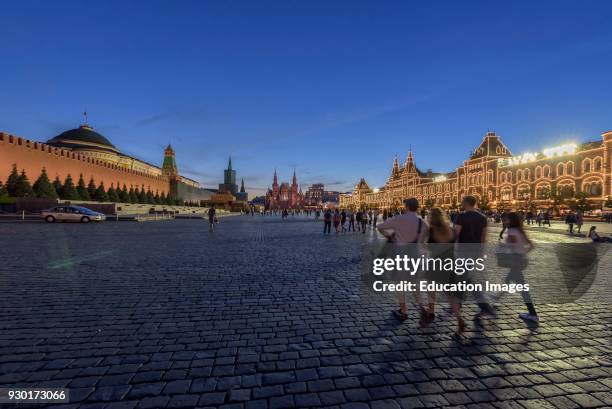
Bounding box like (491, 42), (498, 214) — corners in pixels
(0, 132), (170, 194)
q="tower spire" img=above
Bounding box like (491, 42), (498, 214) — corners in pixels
(273, 168), (278, 186)
(228, 155), (232, 171)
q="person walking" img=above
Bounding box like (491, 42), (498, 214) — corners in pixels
(498, 211), (508, 240)
(360, 210), (368, 233)
(566, 211), (577, 234)
(208, 204), (216, 232)
(498, 212), (538, 322)
(323, 209), (332, 234)
(356, 210), (363, 232)
(377, 198), (428, 321)
(333, 209), (341, 234)
(426, 207), (465, 334)
(340, 209), (347, 233)
(373, 209), (379, 227)
(543, 211), (551, 227)
(348, 210), (355, 232)
(454, 195), (496, 320)
(576, 211), (584, 234)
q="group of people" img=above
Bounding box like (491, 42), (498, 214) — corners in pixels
(564, 211), (584, 234)
(323, 208), (379, 234)
(375, 195), (538, 336)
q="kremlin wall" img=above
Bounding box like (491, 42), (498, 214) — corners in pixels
(0, 123), (215, 203)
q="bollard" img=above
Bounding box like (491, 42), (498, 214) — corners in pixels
(22, 210), (25, 220)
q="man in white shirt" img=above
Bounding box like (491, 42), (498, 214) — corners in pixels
(377, 198), (428, 320)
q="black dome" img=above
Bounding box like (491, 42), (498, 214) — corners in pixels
(46, 125), (118, 152)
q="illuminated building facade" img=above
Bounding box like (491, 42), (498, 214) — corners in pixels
(340, 131), (612, 211)
(265, 170), (304, 210)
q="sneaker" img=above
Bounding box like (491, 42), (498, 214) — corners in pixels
(519, 313), (539, 322)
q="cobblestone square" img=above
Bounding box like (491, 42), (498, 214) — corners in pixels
(1, 216), (610, 409)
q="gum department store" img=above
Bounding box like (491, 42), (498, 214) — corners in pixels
(340, 130), (612, 211)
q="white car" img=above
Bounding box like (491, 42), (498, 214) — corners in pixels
(41, 205), (106, 223)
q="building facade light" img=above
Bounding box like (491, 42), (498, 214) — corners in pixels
(543, 143), (577, 158)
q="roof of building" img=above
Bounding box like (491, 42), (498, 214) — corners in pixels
(46, 125), (118, 153)
(470, 131), (512, 159)
(578, 140), (602, 151)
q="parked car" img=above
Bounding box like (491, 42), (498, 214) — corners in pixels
(41, 205), (106, 223)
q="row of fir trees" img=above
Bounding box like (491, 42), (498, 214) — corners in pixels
(0, 165), (182, 205)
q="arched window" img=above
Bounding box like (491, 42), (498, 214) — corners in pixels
(517, 169), (523, 181)
(517, 184), (530, 200)
(543, 165), (550, 178)
(501, 187), (512, 201)
(557, 163), (564, 176)
(500, 173), (506, 183)
(594, 157), (602, 172)
(487, 170), (494, 184)
(535, 166), (542, 179)
(567, 161), (574, 175)
(524, 169), (530, 180)
(536, 183), (551, 199)
(506, 171), (512, 182)
(583, 158), (592, 173)
(582, 178), (603, 196)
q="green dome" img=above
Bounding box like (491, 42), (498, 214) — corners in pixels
(46, 125), (118, 153)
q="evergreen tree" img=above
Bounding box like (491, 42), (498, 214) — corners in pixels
(145, 188), (154, 204)
(53, 175), (63, 197)
(107, 184), (120, 202)
(119, 184), (130, 203)
(154, 191), (161, 205)
(33, 168), (58, 198)
(61, 174), (80, 200)
(0, 181), (8, 198)
(94, 181), (109, 202)
(138, 185), (147, 203)
(87, 177), (97, 199)
(14, 170), (35, 197)
(76, 174), (90, 201)
(159, 191), (167, 205)
(129, 186), (138, 203)
(165, 193), (174, 205)
(6, 164), (19, 196)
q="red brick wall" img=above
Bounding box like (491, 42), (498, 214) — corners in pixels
(0, 132), (170, 194)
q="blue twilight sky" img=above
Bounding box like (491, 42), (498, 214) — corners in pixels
(1, 1), (611, 196)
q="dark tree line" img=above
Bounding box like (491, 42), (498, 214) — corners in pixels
(2, 165), (182, 205)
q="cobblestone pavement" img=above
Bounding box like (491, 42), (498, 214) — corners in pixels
(0, 216), (610, 409)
